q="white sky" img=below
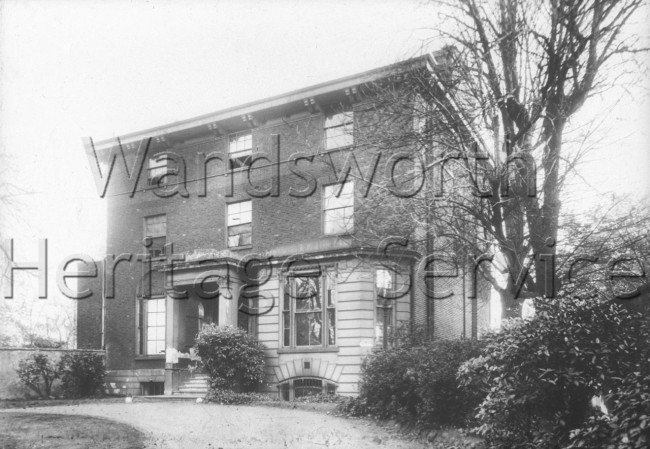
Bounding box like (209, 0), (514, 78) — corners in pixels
(0, 0), (648, 335)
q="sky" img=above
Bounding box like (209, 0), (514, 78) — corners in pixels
(0, 0), (648, 340)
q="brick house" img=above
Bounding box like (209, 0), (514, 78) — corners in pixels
(77, 55), (490, 398)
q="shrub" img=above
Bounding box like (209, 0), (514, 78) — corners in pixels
(59, 352), (106, 398)
(194, 324), (266, 392)
(205, 389), (274, 405)
(342, 338), (485, 427)
(566, 370), (650, 449)
(16, 353), (61, 398)
(458, 295), (650, 448)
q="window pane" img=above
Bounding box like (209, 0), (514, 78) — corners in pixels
(229, 132), (252, 154)
(295, 312), (322, 346)
(283, 312), (290, 347)
(375, 306), (393, 345)
(227, 202), (252, 247)
(148, 157), (168, 179)
(376, 268), (393, 290)
(324, 183), (353, 209)
(145, 215), (166, 237)
(325, 112), (354, 149)
(293, 378), (323, 398)
(328, 309), (336, 345)
(294, 277), (319, 301)
(325, 112), (353, 128)
(324, 208), (353, 234)
(295, 313), (311, 346)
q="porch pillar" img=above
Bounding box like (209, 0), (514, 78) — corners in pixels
(164, 294), (181, 395)
(218, 277), (241, 327)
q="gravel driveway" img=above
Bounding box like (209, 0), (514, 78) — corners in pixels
(2, 402), (427, 449)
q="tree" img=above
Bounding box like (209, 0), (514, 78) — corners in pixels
(344, 0), (648, 319)
(559, 196), (650, 314)
(434, 0), (647, 318)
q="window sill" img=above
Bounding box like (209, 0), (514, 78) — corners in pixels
(135, 355), (165, 360)
(321, 144), (353, 154)
(323, 232), (354, 238)
(277, 347), (339, 354)
(228, 245), (252, 251)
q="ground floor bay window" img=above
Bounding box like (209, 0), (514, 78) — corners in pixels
(282, 271), (336, 348)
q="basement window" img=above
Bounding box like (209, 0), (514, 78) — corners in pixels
(278, 378), (337, 401)
(140, 381), (164, 396)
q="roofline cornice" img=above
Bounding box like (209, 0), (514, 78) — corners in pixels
(92, 54), (435, 150)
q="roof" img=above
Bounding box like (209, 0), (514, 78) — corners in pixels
(92, 54), (436, 150)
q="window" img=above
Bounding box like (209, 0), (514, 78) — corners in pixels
(282, 271), (336, 348)
(137, 271), (166, 356)
(229, 131), (253, 170)
(140, 381), (164, 396)
(324, 111), (353, 149)
(227, 200), (252, 247)
(375, 267), (397, 346)
(137, 297), (166, 355)
(238, 289), (258, 337)
(412, 94), (428, 134)
(148, 155), (169, 186)
(278, 378), (337, 401)
(144, 215), (166, 258)
(323, 182), (354, 235)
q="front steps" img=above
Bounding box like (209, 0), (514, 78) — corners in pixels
(176, 373), (209, 397)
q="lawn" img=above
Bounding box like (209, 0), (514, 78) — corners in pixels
(0, 412), (146, 449)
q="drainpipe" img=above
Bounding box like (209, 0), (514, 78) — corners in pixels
(101, 259), (106, 350)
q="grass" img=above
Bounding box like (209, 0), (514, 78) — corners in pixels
(0, 412), (146, 449)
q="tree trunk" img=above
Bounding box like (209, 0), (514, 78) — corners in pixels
(501, 289), (523, 320)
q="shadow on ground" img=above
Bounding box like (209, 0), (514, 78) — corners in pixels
(0, 412), (146, 449)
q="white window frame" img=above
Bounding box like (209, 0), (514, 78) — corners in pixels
(282, 270), (336, 349)
(228, 131), (253, 170)
(324, 111), (354, 150)
(375, 267), (399, 346)
(227, 200), (252, 248)
(145, 297), (166, 355)
(148, 155), (169, 186)
(323, 182), (354, 235)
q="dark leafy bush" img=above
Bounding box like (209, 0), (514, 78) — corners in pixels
(59, 352), (106, 398)
(293, 393), (344, 404)
(566, 370), (650, 449)
(458, 295), (650, 449)
(341, 338), (485, 427)
(205, 389), (274, 405)
(195, 324), (266, 392)
(16, 353), (61, 398)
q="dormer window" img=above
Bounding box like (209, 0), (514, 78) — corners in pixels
(229, 131), (253, 170)
(324, 112), (354, 150)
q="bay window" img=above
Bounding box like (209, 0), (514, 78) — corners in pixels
(282, 271), (336, 348)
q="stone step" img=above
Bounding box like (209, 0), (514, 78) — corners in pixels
(178, 387), (208, 394)
(135, 395), (201, 402)
(184, 379), (209, 385)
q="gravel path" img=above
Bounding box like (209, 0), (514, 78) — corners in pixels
(1, 402), (427, 449)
